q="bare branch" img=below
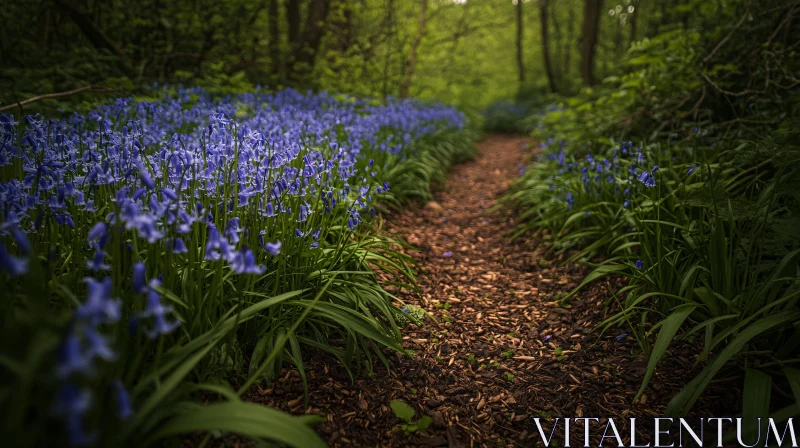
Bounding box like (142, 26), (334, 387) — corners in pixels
(0, 86), (120, 112)
(703, 13), (748, 63)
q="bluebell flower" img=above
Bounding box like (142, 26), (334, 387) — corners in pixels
(635, 260), (643, 269)
(263, 241), (281, 255)
(265, 202), (275, 217)
(139, 288), (181, 339)
(139, 167), (155, 189)
(132, 262), (147, 294)
(170, 237), (188, 253)
(11, 228), (30, 254)
(224, 218), (241, 244)
(86, 250), (110, 271)
(204, 227), (230, 261)
(623, 200), (630, 208)
(87, 222), (106, 246)
(229, 246), (265, 275)
(298, 204), (310, 222)
(51, 384), (96, 447)
(0, 242), (28, 276)
(161, 188), (178, 201)
(56, 334), (94, 378)
(111, 380), (133, 420)
(75, 278), (120, 325)
(443, 251), (453, 257)
(687, 163), (699, 176)
(84, 327), (117, 362)
(637, 171), (656, 188)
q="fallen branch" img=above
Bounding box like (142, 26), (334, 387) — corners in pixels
(0, 86), (120, 112)
(703, 12), (748, 63)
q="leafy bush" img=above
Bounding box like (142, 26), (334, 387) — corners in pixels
(0, 87), (475, 446)
(480, 100), (530, 134)
(504, 0), (800, 429)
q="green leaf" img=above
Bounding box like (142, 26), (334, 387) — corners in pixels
(145, 402), (326, 447)
(741, 368), (771, 436)
(783, 368), (800, 407)
(390, 400), (416, 423)
(666, 311), (800, 416)
(416, 416), (433, 431)
(635, 306), (696, 401)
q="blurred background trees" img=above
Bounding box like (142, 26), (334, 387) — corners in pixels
(0, 0), (707, 111)
(0, 0), (796, 118)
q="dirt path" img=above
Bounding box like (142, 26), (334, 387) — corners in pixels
(247, 134), (709, 447)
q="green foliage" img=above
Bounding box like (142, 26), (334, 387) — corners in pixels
(505, 0), (800, 425)
(389, 400), (432, 436)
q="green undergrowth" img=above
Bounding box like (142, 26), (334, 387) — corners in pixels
(501, 0), (800, 436)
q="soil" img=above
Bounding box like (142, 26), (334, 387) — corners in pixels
(241, 134), (733, 447)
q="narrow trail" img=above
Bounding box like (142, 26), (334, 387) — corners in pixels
(250, 135), (704, 447)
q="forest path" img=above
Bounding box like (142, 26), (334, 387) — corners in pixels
(248, 135), (698, 447)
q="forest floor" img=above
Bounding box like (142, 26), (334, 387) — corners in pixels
(243, 134), (727, 447)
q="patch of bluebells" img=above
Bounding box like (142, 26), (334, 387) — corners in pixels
(0, 87), (466, 446)
(0, 88), (464, 276)
(539, 139), (663, 213)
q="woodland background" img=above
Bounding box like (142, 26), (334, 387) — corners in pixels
(2, 0), (693, 112)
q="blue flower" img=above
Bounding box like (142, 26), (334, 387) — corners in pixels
(298, 204), (310, 222)
(637, 171), (656, 188)
(51, 384), (96, 447)
(565, 191), (574, 210)
(84, 327), (117, 362)
(56, 334), (94, 378)
(263, 240), (281, 255)
(687, 163), (699, 176)
(75, 278), (121, 326)
(11, 228), (30, 254)
(229, 246), (265, 275)
(443, 251), (453, 257)
(86, 250), (110, 271)
(139, 288), (181, 339)
(132, 262), (147, 294)
(139, 167), (155, 189)
(161, 188), (178, 201)
(0, 241), (28, 276)
(112, 380), (133, 420)
(623, 200), (630, 208)
(204, 227), (230, 261)
(635, 260), (643, 269)
(170, 237), (188, 253)
(87, 222), (107, 246)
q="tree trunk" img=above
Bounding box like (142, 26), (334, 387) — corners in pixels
(539, 0), (558, 93)
(629, 2), (638, 44)
(287, 0), (301, 47)
(268, 0), (281, 80)
(53, 0), (132, 73)
(289, 0), (332, 86)
(399, 0), (428, 98)
(382, 0), (396, 98)
(564, 1), (575, 78)
(550, 0), (562, 79)
(516, 0), (525, 85)
(580, 0), (603, 87)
